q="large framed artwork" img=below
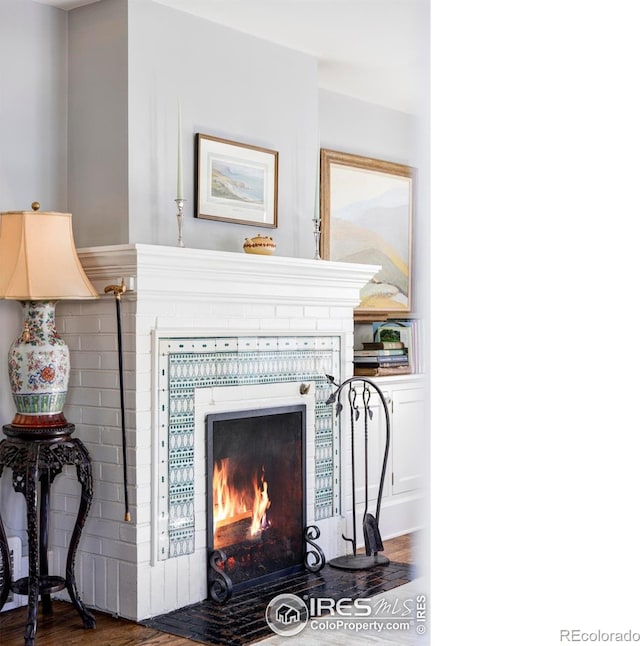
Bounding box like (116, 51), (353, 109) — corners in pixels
(320, 149), (414, 318)
(195, 133), (278, 227)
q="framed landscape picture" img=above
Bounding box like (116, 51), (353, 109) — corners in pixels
(195, 133), (278, 227)
(320, 149), (414, 317)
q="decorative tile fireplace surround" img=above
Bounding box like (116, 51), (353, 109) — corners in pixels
(50, 244), (377, 621)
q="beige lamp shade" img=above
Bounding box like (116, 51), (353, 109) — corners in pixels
(0, 210), (98, 300)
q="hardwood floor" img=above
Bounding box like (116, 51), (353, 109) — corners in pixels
(0, 533), (420, 646)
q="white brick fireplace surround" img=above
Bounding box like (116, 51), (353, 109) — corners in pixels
(50, 244), (377, 621)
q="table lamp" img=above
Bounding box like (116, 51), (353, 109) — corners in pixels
(0, 203), (98, 430)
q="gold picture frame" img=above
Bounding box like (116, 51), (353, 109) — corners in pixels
(195, 133), (278, 227)
(320, 149), (414, 318)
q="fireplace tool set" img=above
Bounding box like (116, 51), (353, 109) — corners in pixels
(325, 375), (391, 570)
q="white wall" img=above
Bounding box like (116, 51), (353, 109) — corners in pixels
(65, 0), (321, 258)
(126, 0), (320, 257)
(68, 0), (129, 248)
(0, 0), (68, 210)
(66, 0), (420, 260)
(319, 89), (414, 164)
(0, 0), (70, 543)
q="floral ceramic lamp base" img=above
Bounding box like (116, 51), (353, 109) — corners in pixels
(8, 301), (69, 429)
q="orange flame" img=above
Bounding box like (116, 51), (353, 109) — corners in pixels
(250, 467), (271, 535)
(212, 459), (271, 540)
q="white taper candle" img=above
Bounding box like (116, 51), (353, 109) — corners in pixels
(314, 143), (320, 221)
(177, 102), (184, 200)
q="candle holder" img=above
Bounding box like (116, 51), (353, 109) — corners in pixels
(175, 198), (186, 248)
(312, 217), (321, 260)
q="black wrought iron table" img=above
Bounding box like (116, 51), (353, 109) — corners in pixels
(0, 423), (96, 645)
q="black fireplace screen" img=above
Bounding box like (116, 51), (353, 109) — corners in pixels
(205, 405), (306, 591)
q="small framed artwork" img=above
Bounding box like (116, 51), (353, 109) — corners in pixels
(320, 149), (414, 318)
(195, 133), (278, 227)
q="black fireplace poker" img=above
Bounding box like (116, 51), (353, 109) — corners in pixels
(105, 279), (131, 522)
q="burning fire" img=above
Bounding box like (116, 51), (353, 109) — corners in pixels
(251, 467), (271, 535)
(213, 458), (271, 540)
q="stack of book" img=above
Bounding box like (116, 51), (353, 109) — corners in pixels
(353, 341), (411, 377)
(372, 319), (421, 374)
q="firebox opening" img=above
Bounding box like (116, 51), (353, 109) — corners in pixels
(205, 405), (306, 593)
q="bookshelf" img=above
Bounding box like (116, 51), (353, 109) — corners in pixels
(353, 318), (423, 377)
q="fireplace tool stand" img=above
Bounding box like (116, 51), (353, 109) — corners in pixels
(325, 376), (390, 570)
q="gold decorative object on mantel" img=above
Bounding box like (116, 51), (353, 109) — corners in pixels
(243, 234), (276, 255)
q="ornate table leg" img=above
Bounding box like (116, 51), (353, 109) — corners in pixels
(65, 439), (96, 628)
(24, 449), (40, 646)
(0, 504), (11, 610)
(39, 474), (52, 615)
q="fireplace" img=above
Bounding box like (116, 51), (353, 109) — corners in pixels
(205, 405), (306, 596)
(53, 244), (378, 620)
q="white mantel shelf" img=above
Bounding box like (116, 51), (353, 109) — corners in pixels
(78, 243), (380, 307)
